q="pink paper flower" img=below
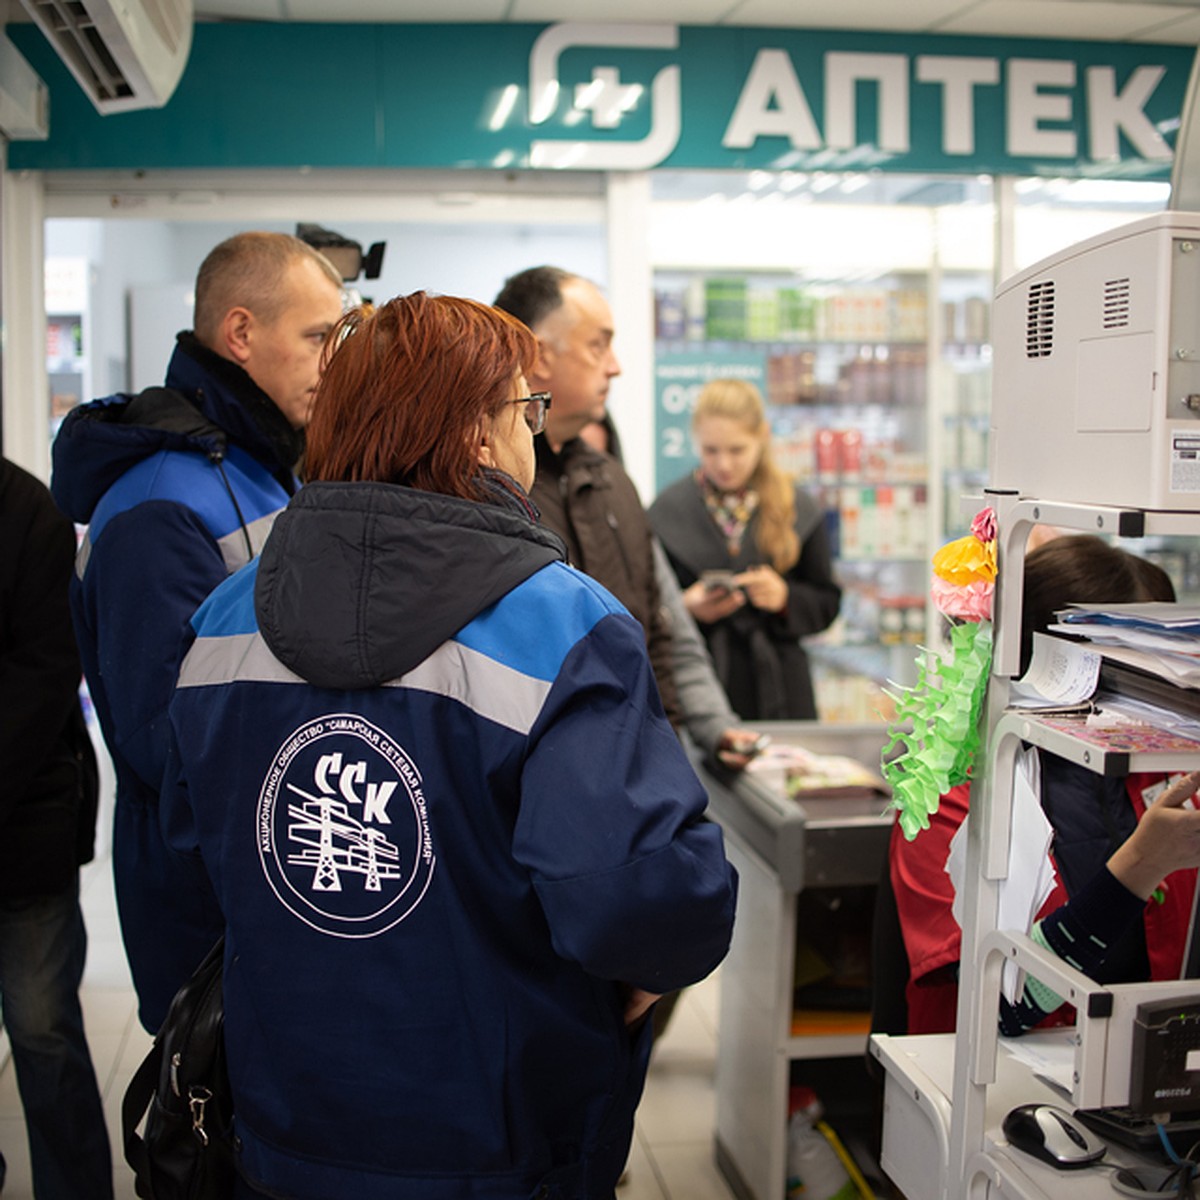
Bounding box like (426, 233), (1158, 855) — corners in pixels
(931, 575), (994, 622)
(970, 507), (997, 544)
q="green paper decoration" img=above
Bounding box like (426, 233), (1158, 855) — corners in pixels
(882, 620), (994, 841)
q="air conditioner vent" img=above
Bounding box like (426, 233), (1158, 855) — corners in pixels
(1103, 277), (1131, 329)
(19, 0), (193, 114)
(24, 1), (132, 103)
(1026, 280), (1055, 358)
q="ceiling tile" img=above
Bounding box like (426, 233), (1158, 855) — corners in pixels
(725, 0), (961, 31)
(190, 0), (1200, 40)
(1126, 11), (1200, 40)
(935, 0), (1196, 40)
(512, 0), (734, 17)
(195, 0), (286, 18)
(281, 0), (511, 17)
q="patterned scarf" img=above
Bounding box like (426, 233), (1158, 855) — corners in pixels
(697, 469), (758, 558)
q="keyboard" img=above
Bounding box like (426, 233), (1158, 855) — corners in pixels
(1073, 1106), (1200, 1155)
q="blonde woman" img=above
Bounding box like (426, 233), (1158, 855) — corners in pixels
(649, 379), (840, 720)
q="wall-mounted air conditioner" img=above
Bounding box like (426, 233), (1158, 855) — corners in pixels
(18, 0), (193, 115)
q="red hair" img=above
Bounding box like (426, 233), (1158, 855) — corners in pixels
(304, 292), (538, 500)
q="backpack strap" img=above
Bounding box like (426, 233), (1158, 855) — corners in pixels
(121, 1037), (163, 1198)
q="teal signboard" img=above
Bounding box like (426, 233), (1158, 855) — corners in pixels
(656, 351), (766, 490)
(8, 22), (1193, 178)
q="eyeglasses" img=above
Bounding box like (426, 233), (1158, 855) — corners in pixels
(509, 391), (551, 436)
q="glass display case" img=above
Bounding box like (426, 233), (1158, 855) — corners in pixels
(649, 171), (994, 721)
(649, 172), (1185, 722)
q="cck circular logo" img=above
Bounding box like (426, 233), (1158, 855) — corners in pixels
(257, 714), (436, 937)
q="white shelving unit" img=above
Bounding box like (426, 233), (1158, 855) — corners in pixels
(871, 493), (1200, 1199)
(871, 209), (1200, 1197)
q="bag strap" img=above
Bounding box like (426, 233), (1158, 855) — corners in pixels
(122, 1037), (163, 1193)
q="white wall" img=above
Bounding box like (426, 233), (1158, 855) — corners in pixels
(46, 214), (608, 386)
(37, 166), (685, 493)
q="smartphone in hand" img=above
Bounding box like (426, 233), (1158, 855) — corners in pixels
(744, 733), (772, 758)
(701, 569), (737, 594)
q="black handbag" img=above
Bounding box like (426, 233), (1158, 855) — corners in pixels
(121, 936), (236, 1199)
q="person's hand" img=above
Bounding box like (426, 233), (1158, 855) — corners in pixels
(622, 986), (662, 1027)
(716, 728), (767, 770)
(1108, 770), (1200, 900)
(734, 564), (788, 613)
(683, 579), (744, 624)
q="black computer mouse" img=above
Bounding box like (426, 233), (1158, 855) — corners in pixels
(1002, 1103), (1107, 1169)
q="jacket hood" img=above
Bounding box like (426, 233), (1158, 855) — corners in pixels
(52, 337), (302, 525)
(51, 387), (228, 524)
(255, 480), (567, 690)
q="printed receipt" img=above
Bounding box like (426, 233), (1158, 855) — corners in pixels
(1008, 633), (1102, 708)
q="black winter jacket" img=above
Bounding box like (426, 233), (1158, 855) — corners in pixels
(531, 436), (680, 727)
(0, 458), (97, 895)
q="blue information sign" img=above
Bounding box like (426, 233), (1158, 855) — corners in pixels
(655, 351), (766, 491)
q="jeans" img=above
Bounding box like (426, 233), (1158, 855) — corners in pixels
(0, 877), (113, 1199)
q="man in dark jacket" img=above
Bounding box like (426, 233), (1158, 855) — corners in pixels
(0, 456), (111, 1199)
(51, 232), (345, 1031)
(494, 267), (680, 724)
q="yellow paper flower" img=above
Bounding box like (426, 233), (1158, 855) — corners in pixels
(931, 533), (997, 586)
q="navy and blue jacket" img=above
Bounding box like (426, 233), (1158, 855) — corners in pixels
(163, 479), (738, 1200)
(51, 333), (304, 1031)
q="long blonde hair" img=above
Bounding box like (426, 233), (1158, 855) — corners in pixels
(693, 379), (799, 573)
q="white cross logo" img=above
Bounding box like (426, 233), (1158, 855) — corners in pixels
(574, 66), (642, 129)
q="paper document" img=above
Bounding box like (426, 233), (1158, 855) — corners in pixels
(1057, 601), (1200, 632)
(948, 747), (1056, 1003)
(1049, 621), (1200, 656)
(1004, 1030), (1077, 1097)
(1008, 633), (1101, 708)
(1090, 695), (1200, 745)
(1091, 641), (1200, 689)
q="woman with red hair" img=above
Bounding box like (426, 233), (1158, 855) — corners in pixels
(162, 292), (737, 1200)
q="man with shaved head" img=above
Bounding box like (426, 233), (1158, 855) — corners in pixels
(52, 232), (344, 1031)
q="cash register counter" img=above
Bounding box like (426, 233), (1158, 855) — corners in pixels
(695, 721), (894, 1200)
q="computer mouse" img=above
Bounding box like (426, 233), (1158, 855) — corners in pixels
(1002, 1102), (1107, 1169)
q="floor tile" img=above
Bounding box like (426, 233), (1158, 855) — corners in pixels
(686, 968), (722, 1036)
(623, 1127), (670, 1200)
(0, 1060), (21, 1120)
(649, 1141), (737, 1200)
(0, 1116), (32, 1196)
(637, 1054), (719, 1147)
(82, 986), (139, 1036)
(658, 984), (715, 1048)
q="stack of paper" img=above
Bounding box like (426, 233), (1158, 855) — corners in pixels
(1051, 602), (1200, 688)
